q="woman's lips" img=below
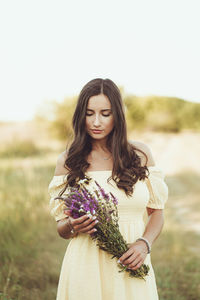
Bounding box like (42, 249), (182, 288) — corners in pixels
(92, 130), (102, 134)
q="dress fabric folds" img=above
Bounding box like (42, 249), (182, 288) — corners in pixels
(48, 166), (168, 300)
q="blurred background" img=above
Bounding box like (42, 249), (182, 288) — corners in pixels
(0, 0), (200, 299)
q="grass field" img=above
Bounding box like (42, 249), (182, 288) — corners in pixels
(0, 126), (200, 300)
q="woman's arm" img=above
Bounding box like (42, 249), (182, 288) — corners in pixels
(119, 142), (165, 270)
(139, 141), (165, 245)
(142, 208), (164, 246)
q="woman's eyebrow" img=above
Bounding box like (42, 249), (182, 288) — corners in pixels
(86, 108), (111, 112)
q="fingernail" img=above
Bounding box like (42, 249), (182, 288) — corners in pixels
(92, 216), (97, 220)
(117, 259), (121, 263)
(95, 220), (99, 224)
(93, 229), (97, 232)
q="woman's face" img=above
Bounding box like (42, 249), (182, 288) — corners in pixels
(85, 94), (114, 140)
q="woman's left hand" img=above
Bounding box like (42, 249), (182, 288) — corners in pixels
(118, 240), (148, 271)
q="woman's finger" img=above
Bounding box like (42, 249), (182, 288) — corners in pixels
(129, 259), (144, 270)
(128, 256), (142, 269)
(75, 218), (97, 232)
(64, 210), (71, 216)
(79, 219), (98, 233)
(120, 247), (140, 264)
(73, 215), (96, 228)
(72, 214), (90, 226)
(81, 216), (97, 226)
(119, 247), (135, 263)
(123, 252), (140, 265)
(87, 228), (97, 234)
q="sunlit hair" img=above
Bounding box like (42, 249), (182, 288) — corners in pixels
(60, 78), (149, 197)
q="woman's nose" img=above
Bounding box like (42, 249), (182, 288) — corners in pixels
(93, 115), (101, 126)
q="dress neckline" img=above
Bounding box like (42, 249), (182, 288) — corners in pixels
(86, 170), (112, 173)
(53, 170), (112, 178)
(52, 166), (159, 178)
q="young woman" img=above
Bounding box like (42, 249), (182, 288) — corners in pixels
(48, 78), (168, 300)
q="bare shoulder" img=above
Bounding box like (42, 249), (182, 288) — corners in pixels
(129, 140), (155, 167)
(54, 150), (70, 176)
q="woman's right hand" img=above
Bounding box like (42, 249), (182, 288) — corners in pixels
(64, 210), (98, 235)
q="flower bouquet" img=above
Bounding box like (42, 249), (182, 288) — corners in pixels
(54, 175), (149, 280)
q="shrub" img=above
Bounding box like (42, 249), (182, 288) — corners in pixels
(0, 139), (41, 158)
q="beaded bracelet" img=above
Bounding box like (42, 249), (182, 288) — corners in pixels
(136, 237), (151, 254)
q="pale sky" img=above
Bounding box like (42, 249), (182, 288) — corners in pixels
(0, 0), (200, 121)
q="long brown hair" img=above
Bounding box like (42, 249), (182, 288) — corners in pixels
(60, 78), (149, 197)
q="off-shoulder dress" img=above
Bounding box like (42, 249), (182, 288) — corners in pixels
(48, 166), (168, 300)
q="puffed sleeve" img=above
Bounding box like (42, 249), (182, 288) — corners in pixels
(48, 175), (70, 221)
(145, 166), (168, 209)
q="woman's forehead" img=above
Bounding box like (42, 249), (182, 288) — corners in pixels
(87, 94), (111, 109)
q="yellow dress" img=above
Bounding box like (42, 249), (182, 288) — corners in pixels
(48, 166), (168, 300)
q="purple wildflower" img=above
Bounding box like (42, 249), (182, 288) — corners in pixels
(94, 180), (111, 202)
(110, 192), (118, 205)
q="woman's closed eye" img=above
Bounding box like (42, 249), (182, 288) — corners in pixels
(86, 113), (111, 117)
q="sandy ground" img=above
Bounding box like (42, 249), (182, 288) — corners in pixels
(130, 130), (200, 176)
